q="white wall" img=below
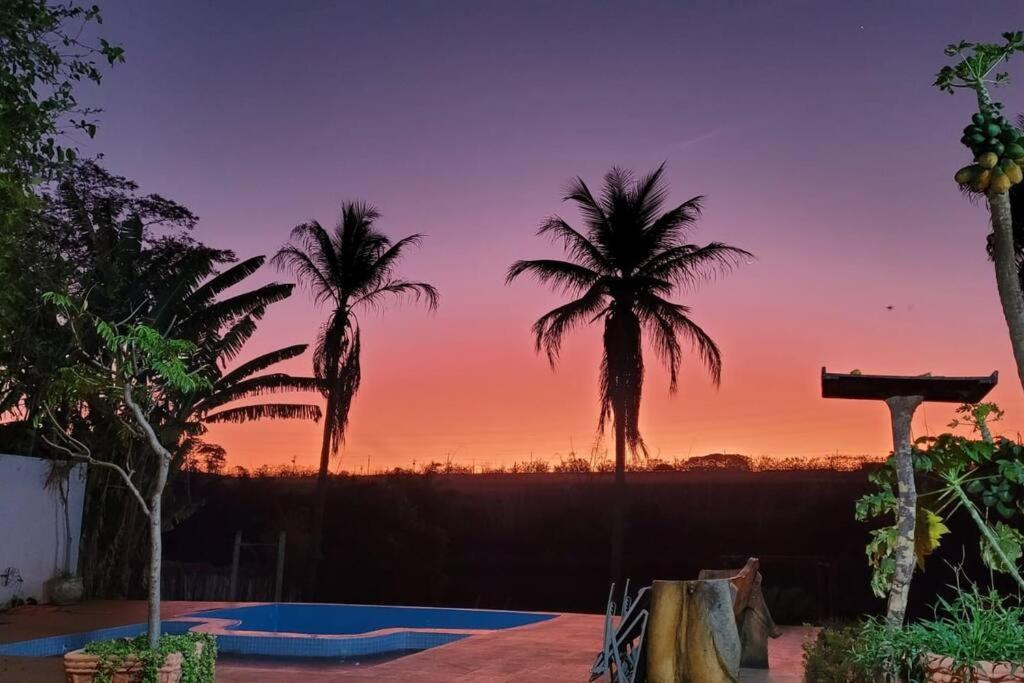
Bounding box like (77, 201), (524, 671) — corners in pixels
(0, 453), (86, 606)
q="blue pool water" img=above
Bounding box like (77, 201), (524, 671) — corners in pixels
(0, 603), (556, 660)
(194, 603), (554, 635)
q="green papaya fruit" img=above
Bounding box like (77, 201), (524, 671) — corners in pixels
(973, 112), (987, 125)
(1005, 143), (1024, 159)
(1008, 164), (1023, 185)
(987, 123), (1003, 137)
(992, 172), (1013, 193)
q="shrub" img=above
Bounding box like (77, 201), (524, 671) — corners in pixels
(853, 586), (1024, 680)
(83, 631), (216, 683)
(801, 623), (875, 682)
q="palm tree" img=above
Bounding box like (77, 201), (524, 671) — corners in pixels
(507, 164), (750, 584)
(273, 202), (438, 593)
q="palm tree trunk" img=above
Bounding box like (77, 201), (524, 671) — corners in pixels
(988, 189), (1024, 391)
(307, 388), (337, 598)
(610, 414), (626, 589)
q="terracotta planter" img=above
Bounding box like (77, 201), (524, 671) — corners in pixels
(45, 575), (84, 606)
(921, 652), (1024, 683)
(63, 649), (183, 683)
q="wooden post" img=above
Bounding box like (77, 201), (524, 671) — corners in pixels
(274, 531), (286, 602)
(228, 530), (241, 602)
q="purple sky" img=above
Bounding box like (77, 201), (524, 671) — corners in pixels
(78, 1), (1024, 470)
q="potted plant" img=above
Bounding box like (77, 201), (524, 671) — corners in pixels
(63, 632), (215, 683)
(854, 586), (1024, 682)
(39, 292), (216, 682)
(42, 460), (84, 606)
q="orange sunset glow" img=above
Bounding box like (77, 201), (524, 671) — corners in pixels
(74, 1), (1024, 472)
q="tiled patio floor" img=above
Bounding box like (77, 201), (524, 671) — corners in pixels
(0, 600), (810, 681)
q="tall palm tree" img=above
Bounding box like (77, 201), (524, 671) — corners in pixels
(507, 164), (750, 584)
(273, 202), (438, 593)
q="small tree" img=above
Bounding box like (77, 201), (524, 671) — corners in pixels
(38, 292), (210, 648)
(857, 403), (1024, 610)
(939, 32), (1024, 392)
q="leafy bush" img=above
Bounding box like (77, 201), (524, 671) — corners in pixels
(801, 623), (875, 682)
(853, 586), (1024, 680)
(83, 631), (216, 683)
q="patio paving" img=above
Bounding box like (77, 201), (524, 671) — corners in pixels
(0, 600), (810, 681)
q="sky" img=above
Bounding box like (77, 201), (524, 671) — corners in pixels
(77, 0), (1024, 471)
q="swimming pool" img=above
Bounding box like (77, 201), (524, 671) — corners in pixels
(0, 603), (556, 660)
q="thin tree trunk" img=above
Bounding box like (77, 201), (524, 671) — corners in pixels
(307, 387), (337, 598)
(147, 455), (169, 648)
(988, 189), (1024, 391)
(884, 395), (922, 627)
(610, 414), (626, 589)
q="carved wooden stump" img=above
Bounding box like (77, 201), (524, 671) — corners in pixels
(699, 560), (781, 669)
(645, 578), (741, 683)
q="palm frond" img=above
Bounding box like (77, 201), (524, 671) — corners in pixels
(365, 234), (425, 288)
(211, 314), (261, 367)
(182, 256), (266, 311)
(641, 196), (704, 254)
(326, 326), (361, 455)
(148, 249), (225, 329)
(271, 243), (337, 306)
(630, 163), (670, 229)
(638, 242), (753, 290)
(352, 280), (440, 312)
(531, 282), (607, 365)
(187, 283), (293, 330)
(536, 216), (609, 271)
(563, 176), (610, 237)
(219, 344), (309, 386)
(505, 259), (600, 295)
(202, 403), (322, 424)
(196, 374), (322, 413)
(636, 293), (722, 386)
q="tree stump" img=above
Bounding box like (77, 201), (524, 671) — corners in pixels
(645, 579), (741, 683)
(699, 559), (781, 669)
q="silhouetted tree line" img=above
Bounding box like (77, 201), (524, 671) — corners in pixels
(217, 452), (880, 479)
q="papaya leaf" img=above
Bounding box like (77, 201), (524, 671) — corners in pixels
(980, 522), (1024, 574)
(915, 507), (949, 570)
(866, 526), (898, 599)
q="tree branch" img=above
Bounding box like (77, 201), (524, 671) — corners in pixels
(40, 431), (149, 514)
(123, 383), (173, 463)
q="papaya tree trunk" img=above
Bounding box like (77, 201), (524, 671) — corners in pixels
(884, 395), (922, 626)
(988, 189), (1024, 391)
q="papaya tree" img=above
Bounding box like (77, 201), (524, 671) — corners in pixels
(940, 32), (1024, 391)
(857, 403), (1024, 607)
(39, 292), (210, 648)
